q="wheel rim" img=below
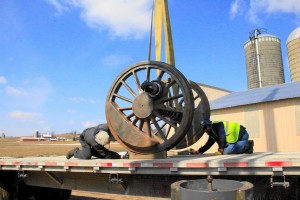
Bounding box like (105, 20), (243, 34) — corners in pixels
(174, 80), (210, 150)
(106, 61), (194, 153)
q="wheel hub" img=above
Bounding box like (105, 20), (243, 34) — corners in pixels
(132, 92), (154, 119)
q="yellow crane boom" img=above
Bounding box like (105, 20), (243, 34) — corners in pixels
(153, 0), (175, 66)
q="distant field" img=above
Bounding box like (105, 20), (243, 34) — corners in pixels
(0, 137), (126, 157)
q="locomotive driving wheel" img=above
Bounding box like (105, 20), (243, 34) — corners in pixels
(173, 80), (210, 150)
(106, 61), (194, 154)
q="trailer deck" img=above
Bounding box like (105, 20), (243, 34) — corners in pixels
(1, 152), (300, 176)
(1, 152), (300, 199)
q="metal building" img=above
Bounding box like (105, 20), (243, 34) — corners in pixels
(244, 29), (285, 89)
(286, 27), (300, 82)
(184, 81), (300, 153)
(197, 83), (231, 101)
(209, 81), (300, 152)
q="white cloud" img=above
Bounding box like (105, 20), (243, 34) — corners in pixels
(5, 86), (28, 97)
(230, 0), (300, 24)
(257, 0), (300, 13)
(2, 77), (53, 109)
(70, 97), (96, 103)
(9, 110), (42, 120)
(47, 0), (152, 39)
(47, 0), (69, 15)
(230, 0), (247, 19)
(82, 121), (97, 128)
(0, 76), (7, 84)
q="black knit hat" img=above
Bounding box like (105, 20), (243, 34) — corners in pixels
(200, 119), (212, 128)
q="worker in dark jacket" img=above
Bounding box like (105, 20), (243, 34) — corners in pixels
(66, 124), (121, 159)
(191, 119), (254, 155)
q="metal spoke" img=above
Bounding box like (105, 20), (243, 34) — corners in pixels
(153, 121), (168, 136)
(154, 111), (178, 129)
(194, 94), (200, 101)
(166, 79), (176, 89)
(121, 80), (137, 97)
(146, 67), (150, 81)
(157, 70), (165, 81)
(165, 124), (172, 138)
(139, 119), (145, 131)
(161, 94), (183, 103)
(145, 118), (152, 137)
(133, 71), (142, 92)
(178, 98), (184, 107)
(159, 107), (183, 114)
(126, 112), (135, 120)
(149, 115), (167, 141)
(113, 93), (133, 103)
(132, 117), (139, 126)
(120, 107), (133, 111)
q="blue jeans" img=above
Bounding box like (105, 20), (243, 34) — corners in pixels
(223, 131), (250, 154)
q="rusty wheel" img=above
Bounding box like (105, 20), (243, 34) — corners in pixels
(106, 61), (194, 154)
(174, 80), (210, 150)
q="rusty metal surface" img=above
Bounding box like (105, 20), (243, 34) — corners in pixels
(171, 179), (253, 200)
(106, 61), (194, 154)
(70, 190), (169, 200)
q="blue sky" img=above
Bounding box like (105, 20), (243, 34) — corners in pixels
(1, 0), (300, 136)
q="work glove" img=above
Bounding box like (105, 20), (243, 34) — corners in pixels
(213, 151), (222, 156)
(213, 148), (224, 156)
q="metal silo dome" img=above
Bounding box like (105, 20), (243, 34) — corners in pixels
(287, 27), (300, 44)
(244, 29), (285, 89)
(286, 27), (300, 82)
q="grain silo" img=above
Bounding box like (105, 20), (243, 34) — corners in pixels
(286, 27), (300, 82)
(244, 29), (285, 89)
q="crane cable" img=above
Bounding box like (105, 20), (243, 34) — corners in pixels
(148, 0), (154, 61)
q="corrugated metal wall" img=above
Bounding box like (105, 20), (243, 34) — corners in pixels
(296, 98), (300, 136)
(244, 35), (285, 89)
(287, 37), (300, 82)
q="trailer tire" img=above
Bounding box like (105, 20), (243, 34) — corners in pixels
(32, 186), (71, 200)
(0, 181), (10, 200)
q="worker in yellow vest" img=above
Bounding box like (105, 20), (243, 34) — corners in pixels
(191, 119), (254, 155)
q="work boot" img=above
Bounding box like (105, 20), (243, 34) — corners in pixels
(66, 147), (79, 159)
(245, 140), (254, 154)
(123, 152), (129, 159)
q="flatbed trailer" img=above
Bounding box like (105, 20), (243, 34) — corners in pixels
(1, 152), (300, 199)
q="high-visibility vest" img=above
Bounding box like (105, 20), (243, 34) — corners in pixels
(212, 121), (240, 143)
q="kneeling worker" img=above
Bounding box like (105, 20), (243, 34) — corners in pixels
(191, 119), (254, 155)
(66, 123), (121, 159)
